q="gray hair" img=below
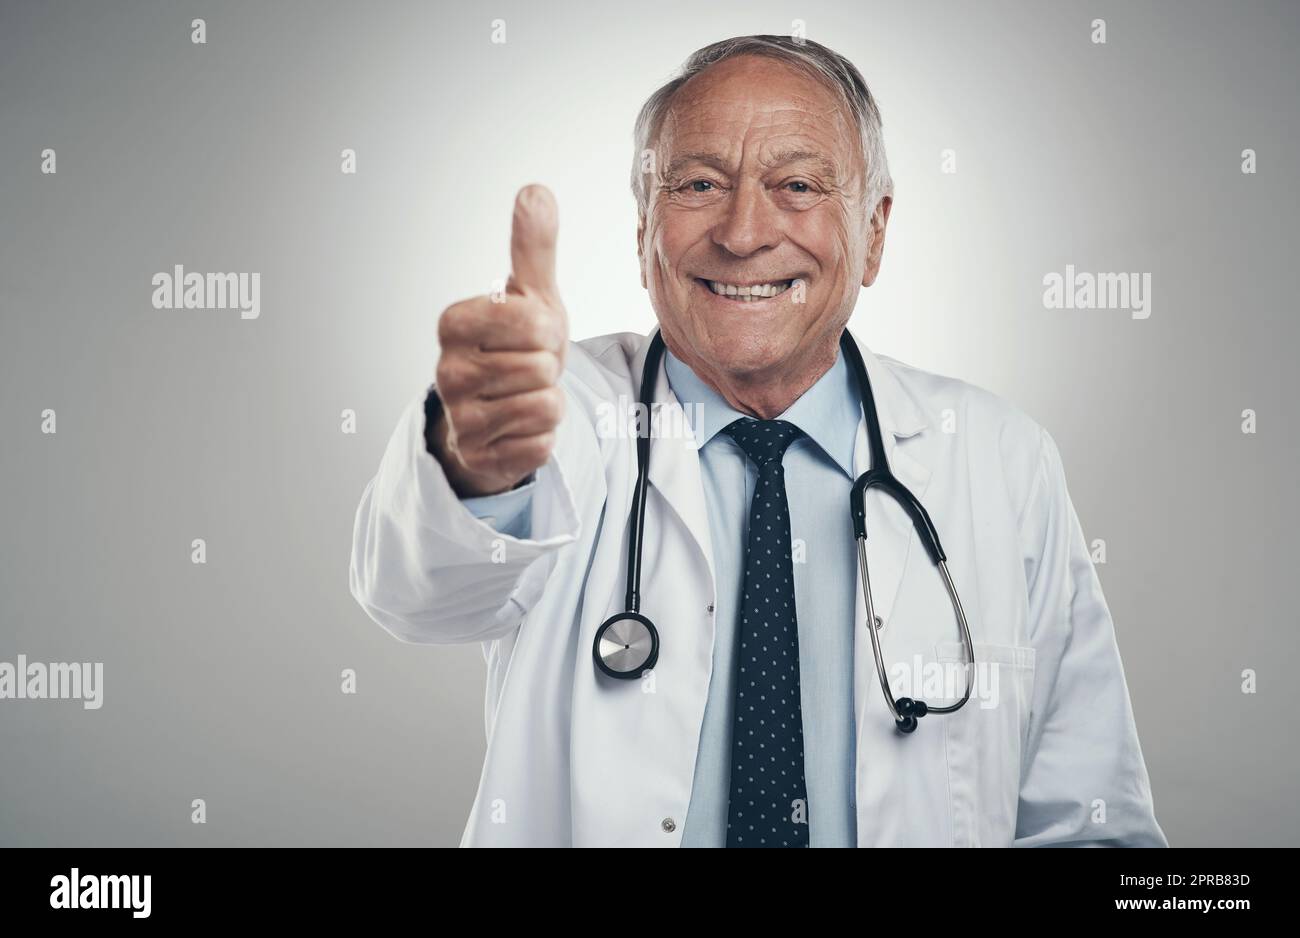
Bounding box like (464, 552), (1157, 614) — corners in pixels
(630, 35), (893, 219)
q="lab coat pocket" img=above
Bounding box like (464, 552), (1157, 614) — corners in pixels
(935, 641), (1035, 847)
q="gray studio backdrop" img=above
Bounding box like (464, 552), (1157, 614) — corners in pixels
(1, 0), (1296, 847)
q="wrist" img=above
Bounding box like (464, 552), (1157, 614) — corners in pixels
(423, 386), (531, 497)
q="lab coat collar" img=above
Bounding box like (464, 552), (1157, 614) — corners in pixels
(845, 324), (929, 442)
(627, 324), (934, 627)
(843, 323), (934, 627)
(630, 325), (931, 447)
(628, 330), (717, 599)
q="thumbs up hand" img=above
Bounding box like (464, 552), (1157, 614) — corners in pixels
(431, 185), (570, 497)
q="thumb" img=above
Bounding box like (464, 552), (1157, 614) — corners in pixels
(507, 184), (560, 300)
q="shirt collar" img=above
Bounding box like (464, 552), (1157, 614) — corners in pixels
(663, 346), (861, 478)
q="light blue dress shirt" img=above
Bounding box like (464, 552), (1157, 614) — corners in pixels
(459, 346), (862, 847)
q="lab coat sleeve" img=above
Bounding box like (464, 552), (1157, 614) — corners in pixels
(348, 386), (582, 645)
(1013, 428), (1168, 847)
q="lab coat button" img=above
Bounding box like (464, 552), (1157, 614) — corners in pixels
(661, 817), (676, 833)
(706, 604), (715, 614)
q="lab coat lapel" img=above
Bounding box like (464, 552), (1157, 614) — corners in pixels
(627, 326), (928, 639)
(846, 329), (932, 723)
(630, 331), (717, 593)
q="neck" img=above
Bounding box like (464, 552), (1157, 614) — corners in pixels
(665, 336), (840, 420)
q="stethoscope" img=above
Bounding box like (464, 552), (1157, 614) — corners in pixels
(592, 329), (975, 734)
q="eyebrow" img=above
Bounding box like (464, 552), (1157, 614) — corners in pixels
(662, 148), (840, 182)
(662, 151), (731, 179)
(761, 149), (841, 182)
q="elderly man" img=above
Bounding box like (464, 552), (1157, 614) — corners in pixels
(349, 35), (1166, 848)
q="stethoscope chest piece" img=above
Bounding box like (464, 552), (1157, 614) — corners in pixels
(593, 612), (659, 679)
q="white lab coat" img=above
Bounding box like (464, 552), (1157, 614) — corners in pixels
(349, 328), (1167, 848)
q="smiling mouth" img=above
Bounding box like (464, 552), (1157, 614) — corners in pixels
(698, 278), (796, 302)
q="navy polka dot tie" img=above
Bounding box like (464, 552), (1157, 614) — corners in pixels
(722, 417), (809, 848)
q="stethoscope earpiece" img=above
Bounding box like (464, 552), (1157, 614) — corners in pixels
(896, 697), (927, 717)
(893, 697), (927, 734)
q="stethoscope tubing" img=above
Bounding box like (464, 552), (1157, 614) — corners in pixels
(840, 331), (977, 725)
(622, 332), (665, 614)
(596, 327), (976, 733)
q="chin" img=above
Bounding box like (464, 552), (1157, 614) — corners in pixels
(695, 329), (791, 376)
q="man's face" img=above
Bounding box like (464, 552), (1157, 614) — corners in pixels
(638, 55), (890, 384)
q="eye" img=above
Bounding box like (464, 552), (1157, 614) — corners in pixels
(689, 180), (715, 192)
(785, 181), (812, 193)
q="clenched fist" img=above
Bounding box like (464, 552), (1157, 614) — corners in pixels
(429, 185), (569, 497)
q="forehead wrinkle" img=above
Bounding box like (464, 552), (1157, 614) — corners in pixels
(665, 76), (844, 144)
(677, 105), (854, 171)
(654, 67), (866, 196)
(663, 122), (847, 175)
(758, 147), (841, 180)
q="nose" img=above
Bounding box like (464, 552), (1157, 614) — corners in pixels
(711, 181), (782, 257)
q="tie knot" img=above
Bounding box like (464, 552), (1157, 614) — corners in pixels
(722, 418), (803, 466)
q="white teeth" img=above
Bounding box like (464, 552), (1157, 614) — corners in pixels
(706, 279), (794, 300)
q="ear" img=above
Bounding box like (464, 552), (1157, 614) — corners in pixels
(636, 214), (648, 290)
(860, 195), (893, 289)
